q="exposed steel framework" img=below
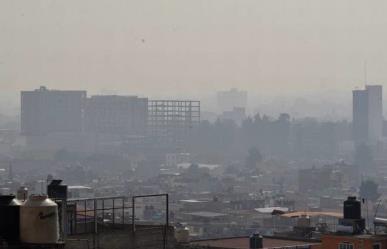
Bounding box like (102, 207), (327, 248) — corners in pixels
(148, 100), (200, 141)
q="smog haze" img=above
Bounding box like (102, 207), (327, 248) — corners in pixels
(1, 1), (387, 100)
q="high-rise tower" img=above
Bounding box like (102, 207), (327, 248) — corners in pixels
(353, 85), (383, 145)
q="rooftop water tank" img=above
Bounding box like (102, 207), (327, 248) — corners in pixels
(249, 233), (263, 249)
(297, 215), (311, 227)
(343, 196), (361, 220)
(47, 179), (68, 200)
(0, 195), (21, 242)
(16, 187), (28, 202)
(175, 226), (190, 243)
(20, 195), (59, 244)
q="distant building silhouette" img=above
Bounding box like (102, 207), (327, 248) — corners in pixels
(352, 85), (383, 145)
(217, 88), (247, 113)
(21, 86), (86, 135)
(219, 107), (246, 125)
(20, 87), (201, 152)
(85, 95), (148, 135)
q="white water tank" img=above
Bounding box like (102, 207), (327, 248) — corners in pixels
(16, 187), (28, 201)
(297, 215), (311, 227)
(175, 226), (190, 243)
(20, 195), (59, 244)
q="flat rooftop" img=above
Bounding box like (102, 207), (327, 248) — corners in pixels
(281, 211), (342, 218)
(191, 236), (321, 249)
(184, 211), (227, 218)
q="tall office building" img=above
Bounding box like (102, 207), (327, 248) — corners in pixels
(353, 85), (383, 145)
(217, 88), (247, 113)
(85, 95), (148, 135)
(21, 86), (86, 135)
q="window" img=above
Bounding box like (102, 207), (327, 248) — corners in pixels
(339, 243), (354, 249)
(373, 243), (381, 249)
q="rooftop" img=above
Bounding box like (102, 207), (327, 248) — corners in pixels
(324, 233), (387, 239)
(191, 236), (321, 249)
(255, 207), (289, 214)
(281, 211), (342, 218)
(184, 211), (227, 218)
(180, 199), (209, 203)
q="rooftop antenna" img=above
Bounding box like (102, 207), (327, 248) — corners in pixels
(8, 161), (13, 181)
(373, 199), (382, 234)
(364, 60), (368, 85)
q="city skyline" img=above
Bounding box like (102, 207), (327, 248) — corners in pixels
(3, 2), (387, 248)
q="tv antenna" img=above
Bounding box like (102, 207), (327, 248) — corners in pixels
(364, 60), (368, 85)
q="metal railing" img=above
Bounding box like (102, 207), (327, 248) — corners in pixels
(66, 196), (131, 235)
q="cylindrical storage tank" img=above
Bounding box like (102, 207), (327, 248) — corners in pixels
(344, 196), (361, 219)
(16, 187), (28, 202)
(20, 195), (59, 244)
(175, 226), (190, 243)
(249, 233), (263, 249)
(0, 195), (21, 242)
(297, 215), (311, 227)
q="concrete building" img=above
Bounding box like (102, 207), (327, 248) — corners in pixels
(322, 233), (386, 249)
(219, 107), (246, 125)
(189, 236), (321, 249)
(217, 88), (247, 113)
(166, 153), (190, 167)
(353, 85), (383, 145)
(85, 95), (148, 135)
(321, 196), (386, 249)
(21, 86), (86, 135)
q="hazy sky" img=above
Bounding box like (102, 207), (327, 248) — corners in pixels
(1, 0), (387, 100)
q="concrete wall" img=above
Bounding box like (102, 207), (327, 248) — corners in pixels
(65, 224), (176, 249)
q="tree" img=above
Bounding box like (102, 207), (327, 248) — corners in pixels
(359, 179), (380, 202)
(245, 147), (263, 168)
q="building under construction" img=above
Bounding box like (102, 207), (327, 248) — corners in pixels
(148, 100), (200, 144)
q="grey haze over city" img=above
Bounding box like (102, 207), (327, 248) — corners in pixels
(2, 1), (387, 118)
(2, 1), (387, 249)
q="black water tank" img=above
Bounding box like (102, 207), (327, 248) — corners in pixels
(343, 196), (361, 219)
(0, 195), (21, 242)
(47, 179), (68, 200)
(249, 233), (263, 249)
